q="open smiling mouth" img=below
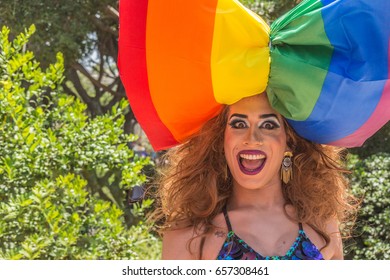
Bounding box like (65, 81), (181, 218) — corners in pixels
(237, 150), (266, 175)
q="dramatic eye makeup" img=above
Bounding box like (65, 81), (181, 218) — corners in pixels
(228, 118), (248, 129)
(259, 115), (281, 130)
(228, 113), (247, 129)
(228, 113), (281, 129)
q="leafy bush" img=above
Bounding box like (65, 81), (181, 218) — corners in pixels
(0, 174), (160, 259)
(344, 153), (390, 260)
(0, 25), (161, 259)
(241, 0), (298, 22)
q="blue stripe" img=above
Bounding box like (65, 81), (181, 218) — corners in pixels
(290, 0), (389, 144)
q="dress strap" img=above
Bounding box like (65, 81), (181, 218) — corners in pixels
(222, 205), (233, 232)
(298, 222), (303, 231)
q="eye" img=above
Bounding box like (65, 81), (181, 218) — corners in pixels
(228, 119), (247, 129)
(260, 120), (280, 130)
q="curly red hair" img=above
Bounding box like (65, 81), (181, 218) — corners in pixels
(151, 105), (357, 253)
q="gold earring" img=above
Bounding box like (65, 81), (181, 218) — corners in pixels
(281, 151), (293, 184)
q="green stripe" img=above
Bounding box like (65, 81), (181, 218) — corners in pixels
(268, 0), (333, 120)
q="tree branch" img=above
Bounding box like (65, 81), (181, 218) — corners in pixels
(90, 15), (118, 37)
(61, 81), (78, 99)
(66, 68), (93, 104)
(104, 5), (119, 20)
(71, 62), (117, 96)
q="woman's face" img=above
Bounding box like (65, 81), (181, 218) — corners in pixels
(224, 93), (288, 190)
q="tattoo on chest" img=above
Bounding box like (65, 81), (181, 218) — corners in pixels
(214, 230), (226, 238)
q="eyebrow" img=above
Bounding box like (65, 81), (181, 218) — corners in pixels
(229, 113), (279, 120)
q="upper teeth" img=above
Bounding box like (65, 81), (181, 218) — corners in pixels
(240, 154), (265, 160)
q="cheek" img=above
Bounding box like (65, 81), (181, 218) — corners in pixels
(269, 133), (287, 146)
(261, 131), (287, 166)
(266, 126), (287, 147)
(269, 132), (288, 163)
(224, 129), (236, 166)
(223, 127), (232, 150)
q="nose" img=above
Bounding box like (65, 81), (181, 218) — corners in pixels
(243, 126), (263, 146)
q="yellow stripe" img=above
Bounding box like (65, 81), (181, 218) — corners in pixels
(211, 0), (270, 105)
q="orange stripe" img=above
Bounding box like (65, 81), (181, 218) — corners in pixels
(118, 0), (178, 151)
(146, 0), (221, 143)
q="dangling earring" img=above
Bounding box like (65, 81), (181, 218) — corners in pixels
(281, 151), (293, 184)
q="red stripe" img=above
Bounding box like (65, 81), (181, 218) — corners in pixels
(118, 0), (177, 150)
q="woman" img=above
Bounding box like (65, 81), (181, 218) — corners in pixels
(157, 93), (356, 260)
(118, 0), (388, 260)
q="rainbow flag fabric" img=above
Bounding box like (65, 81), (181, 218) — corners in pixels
(118, 0), (390, 151)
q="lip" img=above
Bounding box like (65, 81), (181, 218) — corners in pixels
(237, 150), (266, 175)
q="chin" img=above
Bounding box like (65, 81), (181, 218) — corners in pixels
(231, 170), (281, 191)
(232, 177), (268, 190)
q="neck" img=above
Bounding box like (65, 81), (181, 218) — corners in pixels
(229, 180), (285, 211)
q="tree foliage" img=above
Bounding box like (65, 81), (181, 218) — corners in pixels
(345, 153), (390, 260)
(0, 0), (123, 117)
(0, 0), (116, 64)
(0, 26), (160, 259)
(241, 0), (300, 22)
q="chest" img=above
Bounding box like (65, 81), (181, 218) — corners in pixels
(202, 223), (301, 259)
(237, 228), (299, 257)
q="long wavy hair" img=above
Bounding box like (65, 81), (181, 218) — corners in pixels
(151, 104), (358, 256)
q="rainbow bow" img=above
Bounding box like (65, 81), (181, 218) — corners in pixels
(118, 0), (390, 151)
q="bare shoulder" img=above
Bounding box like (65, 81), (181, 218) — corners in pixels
(201, 212), (229, 259)
(162, 213), (228, 260)
(162, 226), (200, 259)
(303, 218), (343, 260)
(324, 218), (344, 260)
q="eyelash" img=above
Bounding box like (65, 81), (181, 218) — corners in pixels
(228, 119), (247, 129)
(262, 121), (280, 130)
(228, 119), (280, 130)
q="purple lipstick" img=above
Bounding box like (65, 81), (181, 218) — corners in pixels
(237, 150), (266, 175)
